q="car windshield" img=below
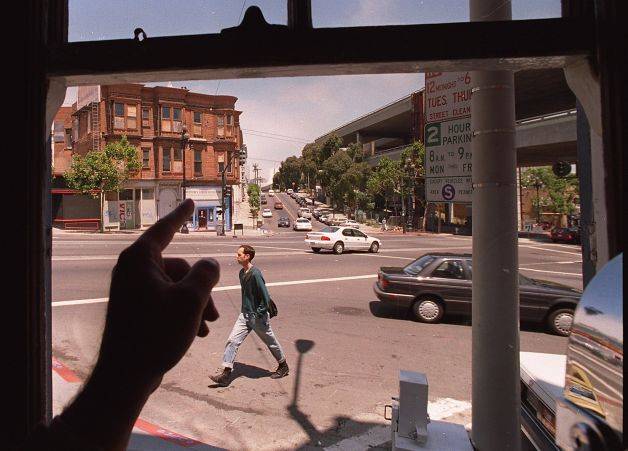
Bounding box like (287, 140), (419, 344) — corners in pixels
(403, 255), (436, 276)
(321, 226), (339, 233)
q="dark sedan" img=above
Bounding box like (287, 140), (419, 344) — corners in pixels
(277, 216), (291, 227)
(373, 253), (581, 336)
(550, 227), (580, 244)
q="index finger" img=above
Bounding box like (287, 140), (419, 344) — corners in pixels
(138, 199), (194, 253)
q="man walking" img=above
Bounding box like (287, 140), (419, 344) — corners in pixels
(210, 245), (288, 386)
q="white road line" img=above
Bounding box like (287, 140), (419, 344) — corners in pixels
(253, 245), (306, 252)
(381, 246), (472, 252)
(519, 267), (582, 276)
(519, 260), (582, 266)
(52, 273), (378, 307)
(519, 245), (582, 256)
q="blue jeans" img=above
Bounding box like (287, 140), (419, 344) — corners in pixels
(221, 313), (286, 369)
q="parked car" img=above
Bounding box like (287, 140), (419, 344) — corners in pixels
(278, 216), (291, 227)
(287, 188), (293, 194)
(520, 254), (622, 450)
(298, 208), (312, 219)
(293, 218), (312, 231)
(305, 226), (381, 254)
(274, 201), (284, 210)
(340, 219), (360, 229)
(261, 208), (273, 218)
(373, 253), (581, 336)
(550, 227), (581, 244)
(260, 194), (267, 205)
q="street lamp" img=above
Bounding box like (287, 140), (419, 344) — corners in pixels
(219, 150), (235, 236)
(180, 125), (190, 233)
(532, 180), (542, 225)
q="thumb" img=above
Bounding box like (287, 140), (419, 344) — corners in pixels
(176, 258), (220, 313)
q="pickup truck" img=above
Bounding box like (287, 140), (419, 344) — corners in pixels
(520, 253), (623, 450)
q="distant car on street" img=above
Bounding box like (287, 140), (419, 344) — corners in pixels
(260, 194), (267, 205)
(305, 226), (380, 254)
(373, 253), (581, 336)
(268, 189), (275, 197)
(278, 216), (291, 227)
(340, 219), (360, 229)
(274, 201), (284, 209)
(298, 208), (312, 219)
(261, 208), (273, 218)
(287, 188), (293, 194)
(293, 218), (312, 231)
(550, 227), (580, 244)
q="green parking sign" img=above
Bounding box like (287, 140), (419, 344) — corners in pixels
(425, 123), (441, 147)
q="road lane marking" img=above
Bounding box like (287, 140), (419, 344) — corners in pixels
(519, 245), (582, 256)
(519, 267), (581, 276)
(519, 260), (582, 266)
(52, 274), (379, 307)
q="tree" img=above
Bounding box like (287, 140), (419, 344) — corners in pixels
(400, 141), (426, 229)
(346, 142), (364, 163)
(65, 136), (141, 232)
(520, 166), (579, 226)
(322, 149), (353, 215)
(247, 183), (261, 227)
(319, 135), (342, 165)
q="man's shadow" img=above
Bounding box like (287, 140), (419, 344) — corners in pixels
(208, 362), (271, 388)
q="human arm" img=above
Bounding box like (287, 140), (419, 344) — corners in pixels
(22, 199), (220, 450)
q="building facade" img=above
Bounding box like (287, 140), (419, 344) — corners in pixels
(57, 84), (244, 231)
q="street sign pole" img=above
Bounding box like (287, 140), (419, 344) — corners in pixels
(470, 1), (520, 449)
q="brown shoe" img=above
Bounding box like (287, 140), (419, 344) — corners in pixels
(209, 367), (232, 386)
(270, 361), (289, 379)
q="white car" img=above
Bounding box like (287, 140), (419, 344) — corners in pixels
(298, 207), (312, 219)
(305, 226), (381, 254)
(287, 188), (293, 194)
(261, 208), (273, 218)
(293, 218), (312, 231)
(340, 219), (360, 229)
(268, 189), (275, 197)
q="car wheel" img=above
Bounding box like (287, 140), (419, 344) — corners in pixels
(312, 247), (321, 253)
(547, 308), (574, 336)
(369, 242), (380, 253)
(333, 241), (344, 255)
(412, 297), (444, 323)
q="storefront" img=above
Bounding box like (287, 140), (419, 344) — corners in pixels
(102, 184), (158, 230)
(186, 186), (231, 232)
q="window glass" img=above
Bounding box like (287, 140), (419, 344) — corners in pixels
(114, 102), (124, 117)
(342, 229), (353, 236)
(354, 230), (367, 238)
(163, 149), (171, 171)
(173, 146), (182, 161)
(127, 105), (137, 117)
(162, 106), (171, 119)
(142, 107), (150, 120)
(142, 148), (150, 168)
(173, 108), (181, 121)
(141, 189), (154, 200)
(404, 255), (435, 276)
(193, 111), (202, 123)
(321, 226), (339, 233)
(432, 260), (465, 279)
(119, 189), (133, 201)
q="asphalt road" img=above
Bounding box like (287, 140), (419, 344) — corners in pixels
(51, 192), (584, 449)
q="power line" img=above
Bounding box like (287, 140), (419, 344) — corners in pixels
(243, 132), (309, 144)
(242, 128), (311, 142)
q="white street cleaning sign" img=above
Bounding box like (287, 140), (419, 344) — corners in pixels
(424, 72), (473, 203)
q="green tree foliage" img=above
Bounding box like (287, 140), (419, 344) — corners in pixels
(322, 149), (353, 210)
(319, 135), (342, 165)
(65, 136), (141, 231)
(277, 156), (302, 190)
(247, 183), (261, 226)
(520, 166), (579, 220)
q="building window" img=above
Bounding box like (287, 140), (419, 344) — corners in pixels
(53, 121), (65, 142)
(194, 150), (202, 175)
(217, 115), (225, 137)
(163, 148), (171, 172)
(141, 188), (154, 200)
(114, 102), (125, 129)
(119, 189), (133, 201)
(173, 107), (182, 133)
(127, 105), (137, 130)
(142, 107), (151, 127)
(226, 114), (233, 126)
(65, 129), (72, 149)
(161, 106), (171, 132)
(193, 111), (202, 137)
(173, 146), (182, 161)
(142, 148), (150, 169)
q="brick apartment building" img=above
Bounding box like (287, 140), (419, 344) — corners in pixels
(52, 84), (244, 231)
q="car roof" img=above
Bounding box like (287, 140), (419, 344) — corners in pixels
(423, 253), (472, 259)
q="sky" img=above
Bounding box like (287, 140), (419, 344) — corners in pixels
(65, 0), (561, 182)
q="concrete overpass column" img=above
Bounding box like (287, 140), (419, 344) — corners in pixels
(470, 0), (520, 450)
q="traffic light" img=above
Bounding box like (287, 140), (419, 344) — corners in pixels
(239, 147), (247, 166)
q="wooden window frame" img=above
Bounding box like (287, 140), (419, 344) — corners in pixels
(162, 147), (171, 172)
(141, 147), (150, 169)
(113, 102), (138, 131)
(194, 149), (202, 175)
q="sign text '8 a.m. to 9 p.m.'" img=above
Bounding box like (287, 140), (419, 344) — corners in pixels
(424, 72), (472, 203)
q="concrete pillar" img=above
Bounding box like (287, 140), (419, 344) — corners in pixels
(470, 1), (520, 449)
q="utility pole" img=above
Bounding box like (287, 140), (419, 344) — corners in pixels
(252, 163), (261, 187)
(470, 0), (519, 450)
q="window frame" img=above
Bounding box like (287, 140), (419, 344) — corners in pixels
(162, 147), (171, 172)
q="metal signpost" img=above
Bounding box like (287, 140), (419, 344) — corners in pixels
(424, 72), (473, 205)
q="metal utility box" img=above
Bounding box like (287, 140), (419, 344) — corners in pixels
(390, 370), (430, 450)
